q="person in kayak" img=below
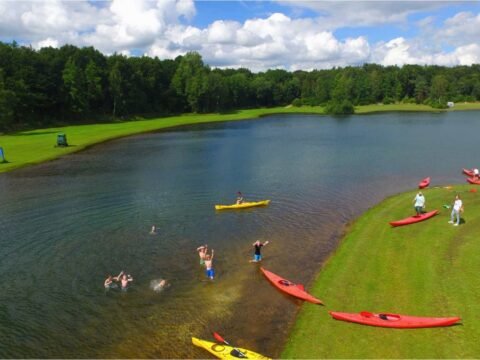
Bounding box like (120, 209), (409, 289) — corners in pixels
(413, 191), (425, 216)
(197, 244), (208, 265)
(204, 249), (215, 280)
(448, 194), (463, 226)
(236, 192), (244, 204)
(250, 240), (269, 262)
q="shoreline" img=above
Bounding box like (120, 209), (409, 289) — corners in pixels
(282, 183), (480, 358)
(1, 103), (480, 174)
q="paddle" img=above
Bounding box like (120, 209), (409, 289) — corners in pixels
(213, 332), (247, 358)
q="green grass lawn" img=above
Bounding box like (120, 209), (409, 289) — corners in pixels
(0, 106), (324, 173)
(1, 103), (479, 173)
(282, 184), (480, 358)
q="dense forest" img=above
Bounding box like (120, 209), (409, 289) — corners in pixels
(1, 41), (480, 131)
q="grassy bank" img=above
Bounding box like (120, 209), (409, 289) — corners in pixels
(1, 103), (479, 173)
(0, 106), (323, 173)
(282, 184), (480, 358)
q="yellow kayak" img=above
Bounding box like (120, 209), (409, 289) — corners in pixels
(215, 200), (270, 210)
(192, 337), (271, 359)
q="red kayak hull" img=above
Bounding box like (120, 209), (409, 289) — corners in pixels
(467, 177), (480, 185)
(418, 177), (430, 189)
(260, 267), (323, 305)
(389, 210), (439, 227)
(330, 311), (460, 328)
(463, 168), (474, 177)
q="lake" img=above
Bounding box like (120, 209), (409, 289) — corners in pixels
(0, 111), (478, 358)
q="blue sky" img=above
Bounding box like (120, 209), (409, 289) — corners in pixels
(0, 0), (479, 71)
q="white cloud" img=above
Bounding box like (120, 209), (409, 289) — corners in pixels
(0, 1), (479, 71)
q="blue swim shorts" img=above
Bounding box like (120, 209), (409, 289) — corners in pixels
(206, 268), (215, 279)
(254, 254), (262, 262)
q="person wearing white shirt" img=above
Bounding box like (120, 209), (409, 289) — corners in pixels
(474, 168), (479, 180)
(448, 194), (463, 226)
(413, 191), (426, 216)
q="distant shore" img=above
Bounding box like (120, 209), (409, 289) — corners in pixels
(1, 103), (480, 173)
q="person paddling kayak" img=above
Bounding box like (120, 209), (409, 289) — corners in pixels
(236, 192), (244, 204)
(250, 240), (269, 262)
(413, 191), (426, 216)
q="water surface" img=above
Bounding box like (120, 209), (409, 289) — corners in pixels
(0, 112), (478, 358)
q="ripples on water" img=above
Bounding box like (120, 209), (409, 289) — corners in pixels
(0, 112), (478, 358)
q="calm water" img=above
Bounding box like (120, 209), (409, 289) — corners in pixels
(0, 112), (478, 358)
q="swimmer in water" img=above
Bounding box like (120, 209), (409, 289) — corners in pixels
(151, 279), (169, 292)
(104, 273), (121, 289)
(150, 225), (157, 235)
(118, 271), (133, 290)
(197, 244), (208, 265)
(204, 249), (215, 280)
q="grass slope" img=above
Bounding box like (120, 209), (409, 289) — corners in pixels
(0, 106), (324, 173)
(282, 184), (480, 359)
(1, 103), (479, 173)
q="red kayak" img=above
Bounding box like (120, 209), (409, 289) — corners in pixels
(463, 168), (474, 177)
(467, 177), (480, 185)
(330, 311), (460, 328)
(260, 267), (323, 305)
(418, 177), (430, 189)
(389, 210), (439, 227)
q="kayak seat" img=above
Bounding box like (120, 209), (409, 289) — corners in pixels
(230, 349), (247, 358)
(279, 280), (294, 286)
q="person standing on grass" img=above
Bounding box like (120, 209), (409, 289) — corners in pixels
(413, 191), (425, 216)
(449, 194), (463, 226)
(250, 240), (269, 262)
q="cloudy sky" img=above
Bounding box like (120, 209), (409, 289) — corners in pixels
(1, 0), (479, 71)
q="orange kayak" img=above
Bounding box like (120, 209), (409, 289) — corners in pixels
(389, 210), (439, 227)
(330, 311), (460, 328)
(260, 267), (323, 305)
(463, 168), (474, 177)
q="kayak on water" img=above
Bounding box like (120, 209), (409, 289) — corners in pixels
(215, 200), (270, 210)
(418, 177), (430, 189)
(463, 168), (475, 177)
(329, 311), (460, 329)
(192, 337), (271, 359)
(467, 177), (480, 185)
(260, 267), (323, 305)
(389, 210), (439, 227)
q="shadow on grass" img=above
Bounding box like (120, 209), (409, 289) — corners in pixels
(12, 130), (59, 136)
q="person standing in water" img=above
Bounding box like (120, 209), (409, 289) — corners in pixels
(204, 249), (215, 280)
(250, 240), (269, 262)
(197, 244), (208, 265)
(118, 271), (133, 290)
(413, 191), (425, 216)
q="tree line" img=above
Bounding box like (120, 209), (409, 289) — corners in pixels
(1, 41), (480, 131)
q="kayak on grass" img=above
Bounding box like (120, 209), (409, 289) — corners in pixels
(418, 177), (430, 189)
(260, 267), (323, 305)
(467, 177), (480, 185)
(463, 168), (475, 177)
(192, 337), (271, 359)
(215, 200), (270, 210)
(329, 311), (460, 328)
(389, 210), (439, 227)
